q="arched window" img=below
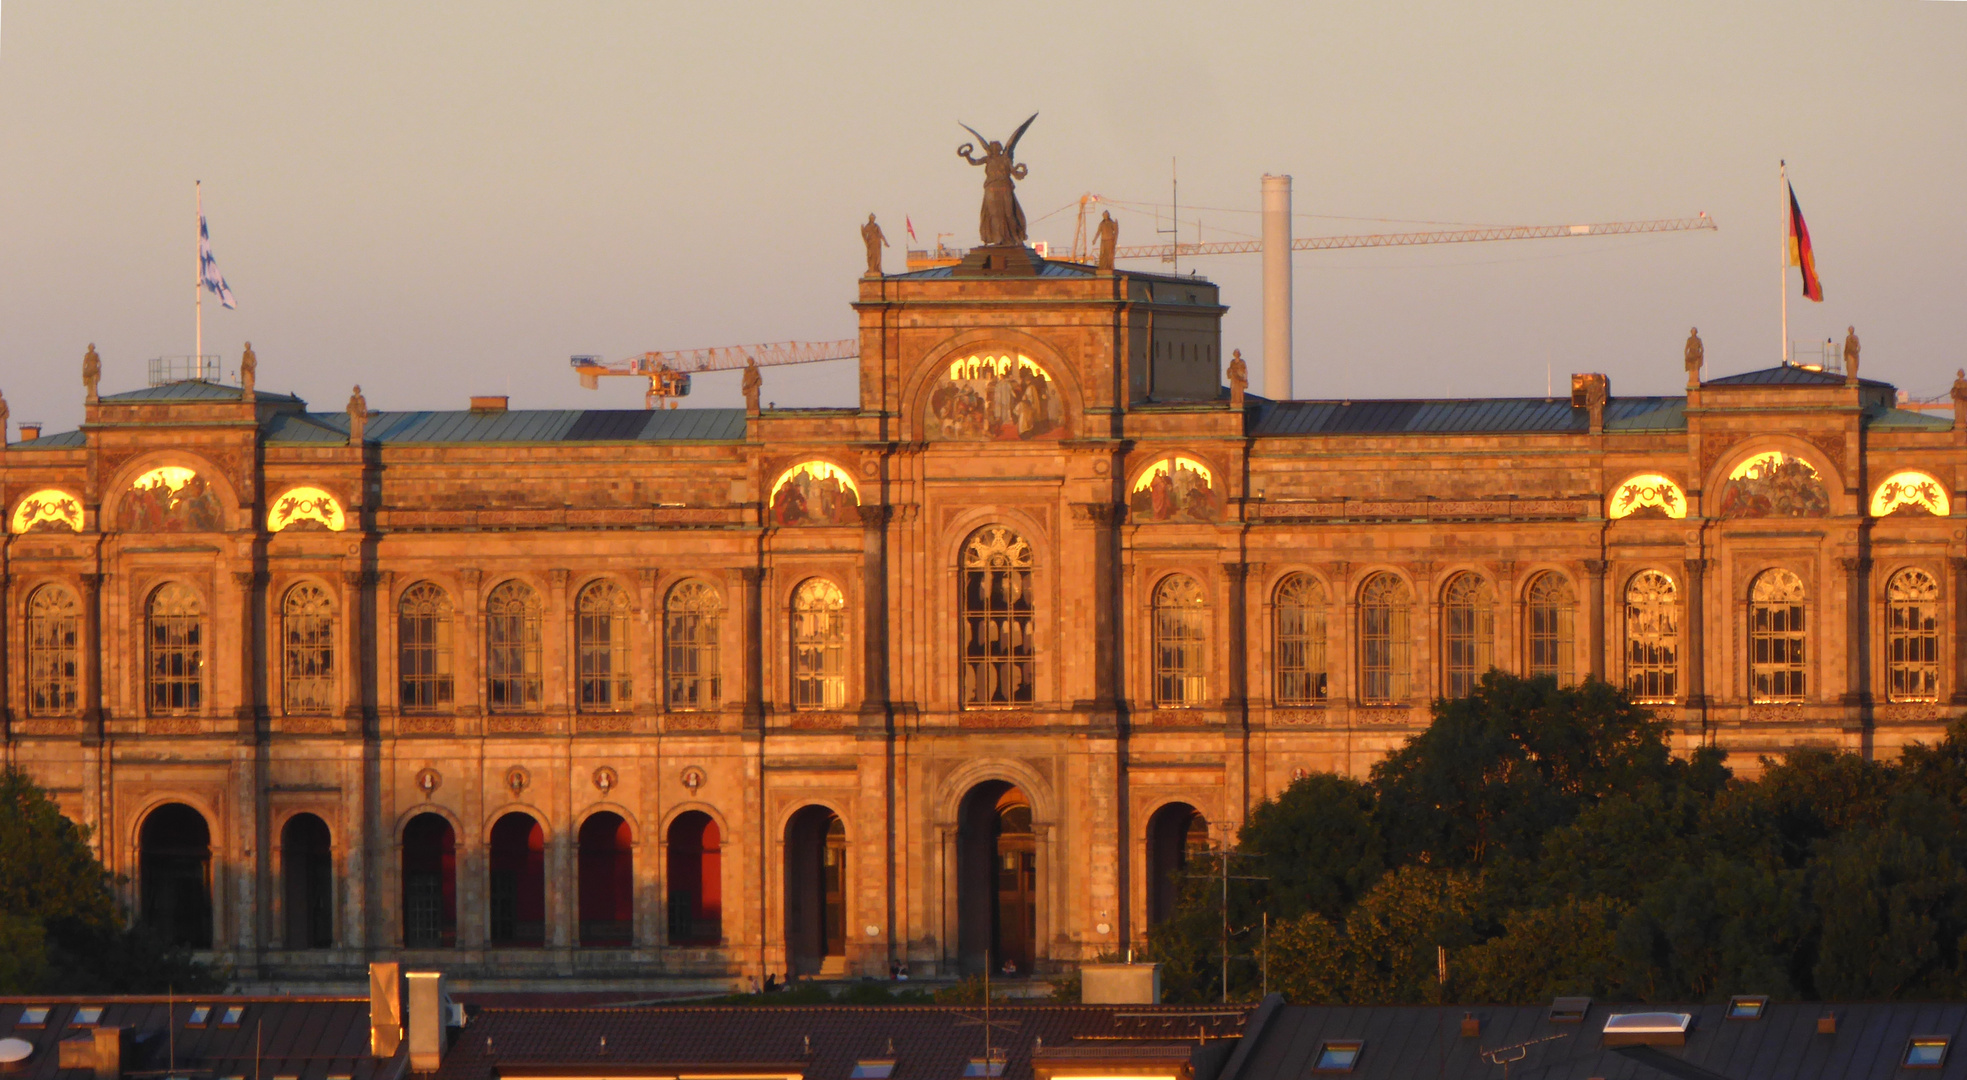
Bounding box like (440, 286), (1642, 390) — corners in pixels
(401, 812), (456, 948)
(1153, 574), (1209, 707)
(280, 813), (334, 948)
(960, 526), (1035, 707)
(791, 578), (848, 710)
(1525, 572), (1576, 684)
(1273, 574), (1327, 704)
(668, 811), (722, 946)
(398, 583), (454, 712)
(147, 583), (204, 716)
(1441, 572), (1495, 698)
(666, 580), (724, 709)
(486, 581), (543, 712)
(577, 580), (632, 711)
(1359, 573), (1413, 704)
(578, 812), (634, 947)
(25, 584), (80, 716)
(1750, 568), (1807, 703)
(282, 582), (335, 715)
(488, 812), (546, 946)
(1624, 571), (1679, 703)
(139, 803), (212, 948)
(1888, 568), (1941, 703)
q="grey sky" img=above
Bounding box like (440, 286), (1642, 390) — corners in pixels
(3, 2), (1963, 434)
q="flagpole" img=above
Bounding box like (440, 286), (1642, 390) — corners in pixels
(195, 181), (204, 368)
(1779, 161), (1789, 366)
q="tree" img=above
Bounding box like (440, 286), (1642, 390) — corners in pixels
(1238, 772), (1383, 923)
(0, 767), (218, 992)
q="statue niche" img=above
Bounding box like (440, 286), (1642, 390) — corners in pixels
(117, 466), (225, 532)
(923, 352), (1066, 442)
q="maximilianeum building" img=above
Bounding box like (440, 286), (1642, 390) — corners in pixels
(3, 243), (1965, 987)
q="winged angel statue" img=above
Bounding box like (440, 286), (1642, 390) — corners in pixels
(958, 113), (1038, 247)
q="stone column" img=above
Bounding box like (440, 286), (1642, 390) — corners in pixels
(341, 571), (367, 733)
(546, 568), (570, 714)
(457, 568), (482, 715)
(1839, 556), (1872, 709)
(1584, 560), (1608, 682)
(1682, 559), (1707, 707)
(1953, 558), (1967, 706)
(857, 505), (891, 726)
(80, 572), (104, 742)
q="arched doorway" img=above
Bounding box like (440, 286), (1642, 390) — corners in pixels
(1146, 803), (1209, 928)
(578, 812), (633, 947)
(139, 803), (212, 949)
(666, 811), (722, 946)
(785, 805), (845, 975)
(957, 782), (1037, 976)
(488, 812), (546, 946)
(401, 813), (456, 948)
(281, 813), (335, 948)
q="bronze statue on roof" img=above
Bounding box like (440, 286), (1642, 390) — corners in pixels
(958, 113), (1037, 247)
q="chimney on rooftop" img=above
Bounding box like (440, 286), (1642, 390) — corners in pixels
(470, 395), (508, 412)
(16, 422), (40, 441)
(370, 962), (403, 1059)
(58, 1027), (122, 1080)
(406, 970), (450, 1073)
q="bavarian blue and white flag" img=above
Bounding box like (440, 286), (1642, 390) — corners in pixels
(198, 215), (236, 309)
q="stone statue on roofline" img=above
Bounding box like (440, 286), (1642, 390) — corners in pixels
(1952, 369), (1967, 436)
(1684, 327), (1703, 389)
(83, 343), (101, 403)
(241, 341), (257, 400)
(1227, 349), (1248, 409)
(742, 356), (763, 416)
(347, 384), (368, 445)
(957, 113), (1037, 247)
(861, 214), (888, 277)
(1095, 211), (1119, 272)
(0, 388), (10, 447)
(1843, 325), (1860, 385)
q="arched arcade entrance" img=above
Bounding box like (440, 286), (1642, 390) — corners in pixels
(401, 813), (456, 948)
(139, 803), (213, 949)
(1146, 803), (1209, 928)
(666, 811), (721, 946)
(578, 812), (633, 947)
(785, 806), (845, 975)
(957, 782), (1037, 976)
(281, 812), (334, 948)
(488, 812), (546, 946)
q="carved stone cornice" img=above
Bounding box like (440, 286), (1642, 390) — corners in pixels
(1682, 558), (1711, 579)
(1835, 556), (1873, 574)
(1583, 559), (1609, 577)
(857, 505), (893, 528)
(739, 567), (766, 585)
(547, 568), (571, 588)
(341, 570), (369, 588)
(458, 567), (482, 588)
(1070, 503), (1123, 525)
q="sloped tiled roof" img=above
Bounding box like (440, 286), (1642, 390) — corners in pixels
(1705, 364), (1892, 389)
(262, 408), (748, 445)
(99, 380), (303, 404)
(4, 430), (86, 449)
(1249, 397), (1687, 437)
(0, 998), (398, 1080)
(436, 1004), (1252, 1080)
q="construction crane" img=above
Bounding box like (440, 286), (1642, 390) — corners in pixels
(1109, 212), (1715, 261)
(570, 340), (858, 409)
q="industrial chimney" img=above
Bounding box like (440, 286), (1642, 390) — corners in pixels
(1262, 174), (1294, 401)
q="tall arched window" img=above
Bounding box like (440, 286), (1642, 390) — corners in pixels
(577, 580), (632, 711)
(1273, 574), (1327, 704)
(1624, 570), (1679, 703)
(1525, 572), (1576, 684)
(147, 583), (204, 715)
(666, 580), (724, 709)
(25, 584), (80, 716)
(398, 582), (454, 712)
(1888, 567), (1941, 703)
(960, 526), (1035, 707)
(1153, 574), (1210, 707)
(486, 581), (543, 712)
(1441, 572), (1495, 698)
(1750, 568), (1807, 703)
(282, 582), (336, 715)
(791, 578), (848, 710)
(1359, 573), (1413, 704)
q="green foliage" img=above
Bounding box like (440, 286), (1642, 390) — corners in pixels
(0, 767), (219, 993)
(1150, 673), (1967, 1005)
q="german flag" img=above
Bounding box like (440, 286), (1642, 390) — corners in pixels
(1788, 181), (1823, 302)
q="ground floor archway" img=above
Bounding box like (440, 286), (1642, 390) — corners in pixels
(402, 813), (456, 948)
(1146, 802), (1209, 928)
(488, 812), (546, 946)
(139, 802), (213, 949)
(281, 812), (334, 948)
(666, 811), (722, 945)
(785, 805), (845, 975)
(956, 781), (1036, 976)
(578, 812), (633, 946)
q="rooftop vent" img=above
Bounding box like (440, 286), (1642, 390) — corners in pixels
(1726, 995), (1768, 1020)
(1602, 1012), (1693, 1048)
(15, 422), (40, 441)
(1460, 1013), (1481, 1038)
(1548, 997), (1592, 1023)
(470, 395), (509, 412)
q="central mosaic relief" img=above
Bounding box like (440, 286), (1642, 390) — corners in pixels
(770, 461), (862, 526)
(118, 466), (224, 532)
(924, 352), (1066, 441)
(1715, 451), (1830, 519)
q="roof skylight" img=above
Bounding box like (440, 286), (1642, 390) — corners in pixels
(1906, 1038), (1950, 1068)
(1726, 996), (1767, 1020)
(1313, 1040), (1363, 1073)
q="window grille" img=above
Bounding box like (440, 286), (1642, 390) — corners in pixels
(26, 585), (80, 716)
(666, 580), (724, 709)
(1624, 570), (1679, 703)
(1750, 568), (1807, 702)
(960, 526), (1035, 707)
(791, 578), (848, 710)
(1359, 573), (1412, 704)
(1153, 575), (1209, 707)
(1273, 574), (1327, 704)
(282, 582), (336, 715)
(1526, 571), (1576, 684)
(1888, 568), (1941, 703)
(1441, 572), (1495, 698)
(147, 582), (203, 715)
(576, 580), (632, 711)
(398, 582), (454, 711)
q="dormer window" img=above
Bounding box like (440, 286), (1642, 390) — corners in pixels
(1313, 1041), (1363, 1073)
(1906, 1038), (1950, 1068)
(1726, 996), (1767, 1020)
